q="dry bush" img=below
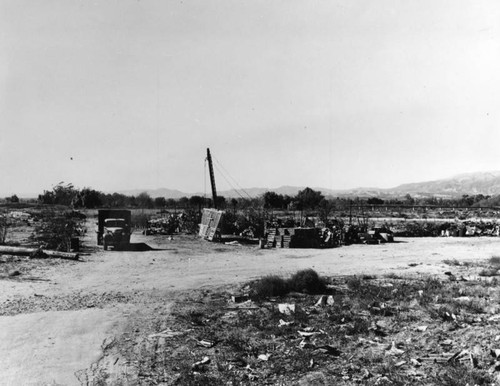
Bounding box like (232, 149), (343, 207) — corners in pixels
(31, 210), (84, 251)
(250, 275), (289, 300)
(288, 268), (327, 294)
(250, 269), (328, 300)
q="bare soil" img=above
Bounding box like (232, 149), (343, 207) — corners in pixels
(1, 221), (500, 385)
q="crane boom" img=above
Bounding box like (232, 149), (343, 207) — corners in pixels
(206, 148), (218, 209)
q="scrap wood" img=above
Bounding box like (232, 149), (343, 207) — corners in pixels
(313, 345), (341, 357)
(418, 353), (455, 363)
(448, 349), (477, 367)
(197, 339), (216, 348)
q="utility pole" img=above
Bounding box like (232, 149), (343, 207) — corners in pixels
(206, 148), (218, 209)
(349, 200), (353, 226)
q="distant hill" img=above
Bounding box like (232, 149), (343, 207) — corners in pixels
(118, 171), (500, 199)
(389, 171), (500, 197)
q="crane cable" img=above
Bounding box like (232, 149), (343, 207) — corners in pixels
(213, 163), (248, 200)
(212, 156), (253, 200)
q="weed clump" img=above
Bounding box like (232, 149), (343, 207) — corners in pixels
(288, 268), (327, 294)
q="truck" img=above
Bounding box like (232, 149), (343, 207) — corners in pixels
(96, 210), (131, 250)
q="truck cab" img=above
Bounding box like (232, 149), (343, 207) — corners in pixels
(97, 210), (132, 250)
(103, 218), (130, 250)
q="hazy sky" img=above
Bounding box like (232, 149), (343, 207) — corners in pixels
(1, 1), (499, 197)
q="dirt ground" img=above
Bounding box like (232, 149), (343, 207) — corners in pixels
(1, 224), (500, 385)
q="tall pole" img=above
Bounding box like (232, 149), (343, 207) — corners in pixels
(206, 148), (218, 209)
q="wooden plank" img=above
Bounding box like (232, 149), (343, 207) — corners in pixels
(0, 246), (79, 260)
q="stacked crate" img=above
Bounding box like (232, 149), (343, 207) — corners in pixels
(266, 228), (277, 248)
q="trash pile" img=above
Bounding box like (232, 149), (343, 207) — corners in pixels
(440, 221), (500, 237)
(392, 220), (500, 238)
(344, 225), (394, 245)
(143, 215), (180, 235)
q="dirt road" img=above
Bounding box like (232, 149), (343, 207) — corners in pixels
(1, 231), (500, 385)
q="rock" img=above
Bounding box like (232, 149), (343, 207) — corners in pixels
(8, 270), (21, 277)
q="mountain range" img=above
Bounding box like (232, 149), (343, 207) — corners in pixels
(118, 171), (500, 199)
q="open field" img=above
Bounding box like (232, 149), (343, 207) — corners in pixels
(3, 218), (500, 384)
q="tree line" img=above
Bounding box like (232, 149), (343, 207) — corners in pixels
(9, 182), (500, 210)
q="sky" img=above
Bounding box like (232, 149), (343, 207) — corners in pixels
(1, 0), (499, 197)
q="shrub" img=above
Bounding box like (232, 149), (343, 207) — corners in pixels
(250, 275), (289, 300)
(288, 268), (326, 294)
(31, 209), (84, 251)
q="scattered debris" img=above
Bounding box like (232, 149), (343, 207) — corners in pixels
(148, 328), (186, 339)
(231, 294), (249, 303)
(278, 303), (296, 315)
(313, 345), (341, 357)
(191, 356), (210, 372)
(385, 341), (405, 357)
(278, 319), (294, 327)
(257, 353), (270, 361)
(315, 295), (334, 307)
(197, 339), (216, 348)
